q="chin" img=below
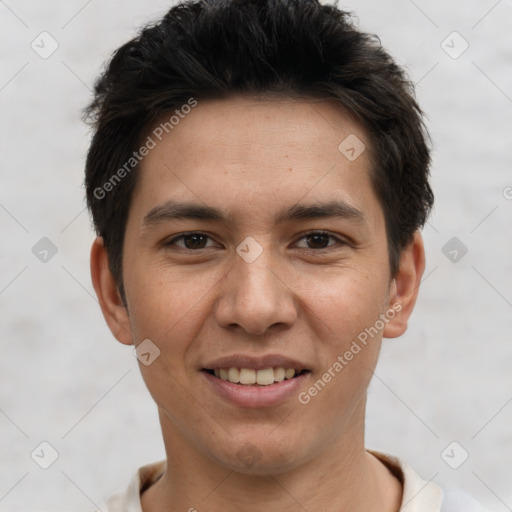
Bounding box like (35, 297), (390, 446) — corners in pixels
(210, 437), (312, 475)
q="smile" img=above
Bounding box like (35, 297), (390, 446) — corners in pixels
(201, 367), (311, 407)
(204, 367), (309, 386)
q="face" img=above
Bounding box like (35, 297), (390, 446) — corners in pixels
(93, 96), (422, 474)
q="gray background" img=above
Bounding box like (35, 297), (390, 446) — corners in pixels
(1, 0), (511, 510)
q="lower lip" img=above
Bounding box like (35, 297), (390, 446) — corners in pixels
(202, 371), (309, 408)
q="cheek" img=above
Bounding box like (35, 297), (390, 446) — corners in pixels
(126, 263), (216, 339)
(297, 266), (389, 346)
(125, 265), (227, 400)
(298, 273), (386, 422)
(296, 267), (388, 409)
(125, 271), (207, 410)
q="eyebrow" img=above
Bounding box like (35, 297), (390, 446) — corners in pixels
(141, 199), (366, 228)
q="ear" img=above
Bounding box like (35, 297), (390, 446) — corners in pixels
(90, 237), (133, 345)
(383, 231), (425, 339)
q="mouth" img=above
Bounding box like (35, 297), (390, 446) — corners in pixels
(200, 354), (311, 407)
(202, 367), (311, 386)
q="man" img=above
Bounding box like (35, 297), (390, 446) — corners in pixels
(85, 1), (487, 510)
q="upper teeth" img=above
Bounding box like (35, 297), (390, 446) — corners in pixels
(213, 367), (297, 385)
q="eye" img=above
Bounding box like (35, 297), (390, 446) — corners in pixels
(295, 231), (345, 250)
(164, 230), (346, 251)
(165, 232), (217, 250)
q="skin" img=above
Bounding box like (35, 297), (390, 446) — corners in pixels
(91, 96), (425, 512)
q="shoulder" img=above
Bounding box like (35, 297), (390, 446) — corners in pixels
(96, 460), (166, 512)
(369, 451), (491, 512)
(441, 488), (491, 512)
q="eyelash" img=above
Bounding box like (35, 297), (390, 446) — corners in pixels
(164, 230), (347, 251)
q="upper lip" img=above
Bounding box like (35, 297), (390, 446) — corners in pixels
(202, 354), (309, 371)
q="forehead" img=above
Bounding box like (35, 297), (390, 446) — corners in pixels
(145, 95), (369, 166)
(129, 96), (379, 225)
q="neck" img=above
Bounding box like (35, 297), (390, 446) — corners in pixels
(141, 411), (402, 512)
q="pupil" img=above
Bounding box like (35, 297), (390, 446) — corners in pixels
(185, 234), (206, 249)
(308, 233), (329, 249)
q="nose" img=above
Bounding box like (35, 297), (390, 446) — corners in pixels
(214, 250), (298, 336)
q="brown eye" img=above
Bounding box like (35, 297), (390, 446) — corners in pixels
(305, 233), (331, 249)
(166, 232), (216, 250)
(295, 231), (342, 250)
(182, 234), (208, 249)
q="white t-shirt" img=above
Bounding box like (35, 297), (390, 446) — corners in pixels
(97, 452), (489, 512)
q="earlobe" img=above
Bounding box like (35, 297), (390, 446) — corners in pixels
(90, 237), (133, 345)
(383, 231), (425, 339)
